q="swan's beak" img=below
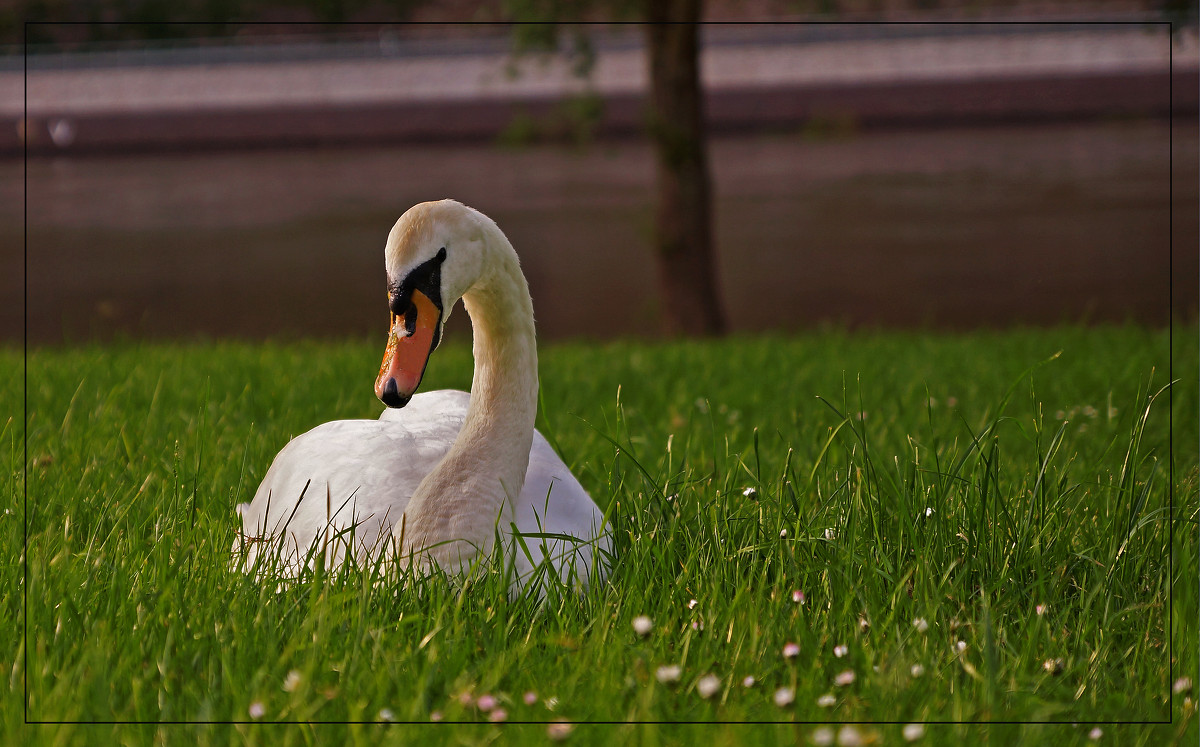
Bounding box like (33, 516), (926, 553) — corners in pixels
(375, 288), (442, 408)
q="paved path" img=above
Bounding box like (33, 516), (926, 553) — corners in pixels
(3, 25), (1197, 152)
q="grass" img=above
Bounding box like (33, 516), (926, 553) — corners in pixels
(3, 324), (1197, 745)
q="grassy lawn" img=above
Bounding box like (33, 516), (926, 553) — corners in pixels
(4, 325), (1196, 745)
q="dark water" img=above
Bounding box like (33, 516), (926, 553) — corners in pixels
(7, 118), (1196, 345)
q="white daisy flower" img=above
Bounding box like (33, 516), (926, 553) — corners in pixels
(656, 665), (682, 683)
(696, 674), (721, 699)
(632, 615), (653, 637)
(547, 720), (574, 740)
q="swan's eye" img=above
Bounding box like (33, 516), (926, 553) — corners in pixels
(402, 300), (418, 336)
(387, 247), (448, 320)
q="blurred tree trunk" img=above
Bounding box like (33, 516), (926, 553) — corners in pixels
(645, 3), (726, 335)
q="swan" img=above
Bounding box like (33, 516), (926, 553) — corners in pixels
(234, 199), (611, 593)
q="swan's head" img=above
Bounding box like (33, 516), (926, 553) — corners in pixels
(375, 199), (489, 408)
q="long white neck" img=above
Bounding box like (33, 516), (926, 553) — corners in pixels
(401, 230), (538, 570)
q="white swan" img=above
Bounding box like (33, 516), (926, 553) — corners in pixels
(234, 200), (611, 593)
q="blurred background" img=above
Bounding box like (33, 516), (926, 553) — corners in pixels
(4, 1), (1198, 345)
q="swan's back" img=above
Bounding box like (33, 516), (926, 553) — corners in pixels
(236, 389), (610, 591)
(380, 390), (611, 590)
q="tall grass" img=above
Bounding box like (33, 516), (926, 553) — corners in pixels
(4, 325), (1196, 745)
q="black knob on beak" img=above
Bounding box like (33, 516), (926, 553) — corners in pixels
(379, 378), (410, 408)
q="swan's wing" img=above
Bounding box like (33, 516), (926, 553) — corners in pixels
(378, 389), (470, 428)
(508, 430), (612, 591)
(234, 413), (463, 573)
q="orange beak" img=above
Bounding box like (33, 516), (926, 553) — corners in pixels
(375, 288), (442, 408)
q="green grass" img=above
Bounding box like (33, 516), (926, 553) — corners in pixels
(4, 325), (1197, 745)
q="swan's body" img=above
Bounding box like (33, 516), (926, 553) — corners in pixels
(234, 200), (610, 592)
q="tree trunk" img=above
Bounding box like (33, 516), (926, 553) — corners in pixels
(645, 5), (726, 336)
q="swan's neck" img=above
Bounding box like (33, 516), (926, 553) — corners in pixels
(402, 235), (538, 568)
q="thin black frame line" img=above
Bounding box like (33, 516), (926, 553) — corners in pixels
(22, 19), (29, 728)
(18, 19), (1170, 31)
(1166, 17), (1174, 722)
(23, 17), (1185, 730)
(22, 718), (1175, 726)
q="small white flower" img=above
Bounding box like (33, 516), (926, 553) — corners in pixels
(377, 708), (394, 722)
(282, 669), (302, 692)
(903, 723), (925, 741)
(687, 598), (698, 610)
(834, 669), (856, 687)
(837, 725), (864, 746)
(430, 711), (443, 722)
(913, 618), (929, 633)
(476, 694), (497, 711)
(696, 674), (721, 699)
(1174, 677), (1193, 694)
(743, 487), (758, 499)
(1043, 658), (1064, 674)
(910, 663), (925, 678)
(783, 642), (801, 658)
(824, 527), (837, 540)
(924, 507), (934, 517)
(488, 708), (508, 723)
(547, 720), (574, 740)
(632, 615), (653, 637)
(523, 690), (538, 705)
(817, 693), (837, 707)
(742, 675), (756, 687)
(1088, 726), (1103, 740)
(811, 726), (835, 746)
(248, 701), (265, 719)
(834, 644), (848, 658)
(773, 687), (795, 707)
(858, 616), (870, 632)
(1036, 604), (1048, 616)
(656, 665), (682, 683)
(955, 640), (967, 654)
(691, 620), (705, 631)
(792, 590), (806, 604)
(780, 528), (788, 538)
